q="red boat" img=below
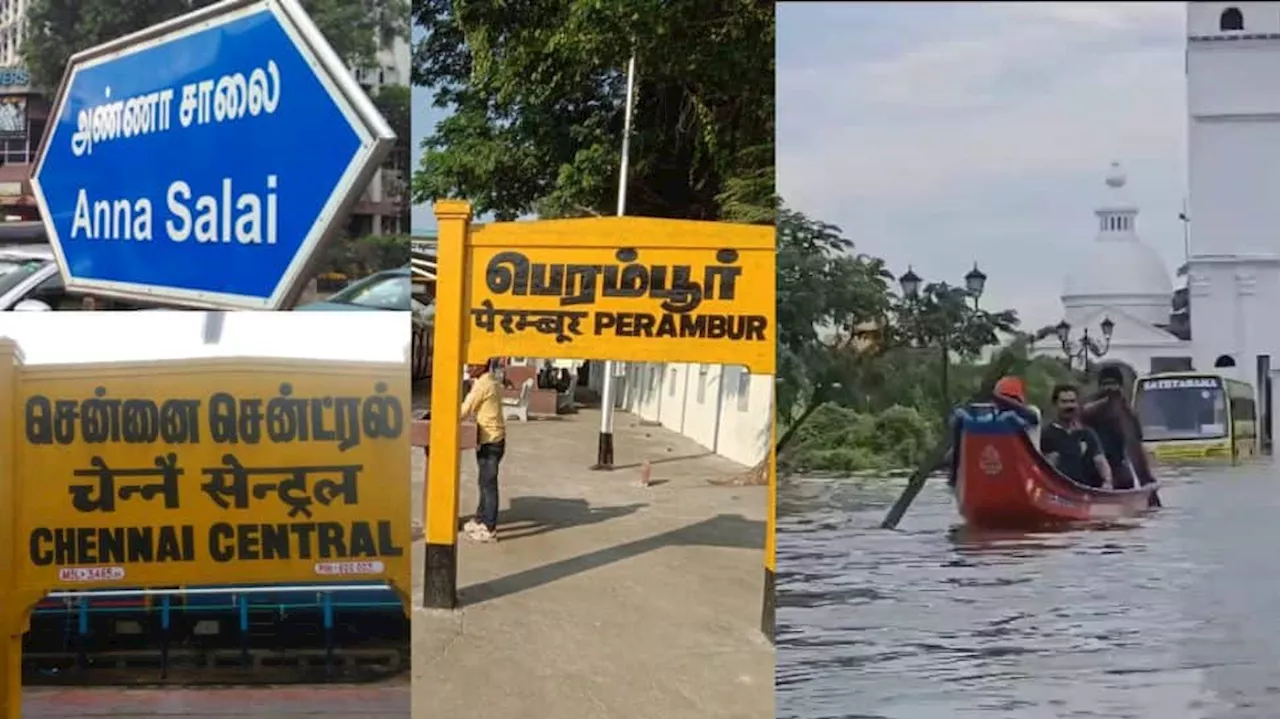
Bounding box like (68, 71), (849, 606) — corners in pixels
(953, 405), (1159, 528)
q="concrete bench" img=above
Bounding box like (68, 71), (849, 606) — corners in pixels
(501, 384), (558, 417)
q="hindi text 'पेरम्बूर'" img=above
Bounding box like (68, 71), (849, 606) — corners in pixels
(469, 248), (771, 345)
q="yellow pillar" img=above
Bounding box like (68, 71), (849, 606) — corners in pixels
(0, 588), (44, 719)
(0, 339), (23, 718)
(424, 201), (472, 609)
(762, 385), (776, 642)
(0, 633), (18, 719)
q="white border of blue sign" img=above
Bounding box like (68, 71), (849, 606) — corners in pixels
(30, 0), (395, 310)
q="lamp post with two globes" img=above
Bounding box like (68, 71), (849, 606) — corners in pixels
(1055, 316), (1115, 373)
(897, 263), (989, 416)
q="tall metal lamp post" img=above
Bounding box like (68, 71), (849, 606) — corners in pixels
(1055, 316), (1115, 373)
(898, 263), (988, 416)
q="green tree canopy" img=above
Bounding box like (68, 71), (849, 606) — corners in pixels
(411, 0), (774, 221)
(775, 203), (1033, 465)
(23, 0), (409, 92)
(317, 234), (410, 277)
(775, 205), (896, 439)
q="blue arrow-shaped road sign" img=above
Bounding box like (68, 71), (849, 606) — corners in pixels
(31, 0), (394, 309)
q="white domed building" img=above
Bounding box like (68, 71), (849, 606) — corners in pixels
(1037, 163), (1190, 378)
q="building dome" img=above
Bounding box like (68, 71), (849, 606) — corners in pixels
(1061, 163), (1173, 325)
(1062, 241), (1174, 298)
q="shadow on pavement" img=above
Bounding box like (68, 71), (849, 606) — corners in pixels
(459, 513), (765, 606)
(611, 452), (713, 471)
(457, 496), (646, 541)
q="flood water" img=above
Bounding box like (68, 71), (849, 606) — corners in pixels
(777, 464), (1280, 719)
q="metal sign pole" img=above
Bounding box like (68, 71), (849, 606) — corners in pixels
(594, 53), (638, 470)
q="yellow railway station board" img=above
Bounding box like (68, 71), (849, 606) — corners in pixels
(0, 340), (410, 719)
(425, 200), (778, 640)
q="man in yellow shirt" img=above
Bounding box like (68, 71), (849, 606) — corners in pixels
(460, 361), (507, 542)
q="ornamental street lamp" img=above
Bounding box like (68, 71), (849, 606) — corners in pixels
(964, 262), (987, 307)
(1056, 316), (1115, 373)
(898, 263), (987, 417)
(898, 266), (922, 299)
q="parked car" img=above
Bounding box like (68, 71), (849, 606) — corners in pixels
(0, 244), (163, 311)
(0, 224), (108, 310)
(297, 267), (433, 380)
(0, 244), (59, 309)
(293, 267), (411, 311)
(0, 219), (175, 311)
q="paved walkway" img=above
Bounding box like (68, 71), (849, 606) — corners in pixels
(22, 681), (409, 717)
(413, 409), (772, 719)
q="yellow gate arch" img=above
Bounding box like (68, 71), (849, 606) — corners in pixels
(423, 200), (778, 639)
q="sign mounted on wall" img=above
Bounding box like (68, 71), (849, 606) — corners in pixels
(0, 67), (30, 89)
(16, 357), (410, 590)
(0, 340), (411, 718)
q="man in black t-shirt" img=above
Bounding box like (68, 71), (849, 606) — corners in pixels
(1040, 383), (1114, 488)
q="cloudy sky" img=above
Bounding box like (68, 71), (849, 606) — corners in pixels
(410, 25), (442, 233)
(778, 1), (1188, 331)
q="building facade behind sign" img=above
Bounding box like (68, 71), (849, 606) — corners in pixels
(617, 362), (772, 468)
(0, 0), (26, 67)
(0, 0), (42, 222)
(349, 33), (411, 238)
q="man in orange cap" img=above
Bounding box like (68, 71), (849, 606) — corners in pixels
(992, 375), (1042, 447)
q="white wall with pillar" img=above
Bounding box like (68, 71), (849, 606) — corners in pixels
(1183, 3), (1280, 437)
(616, 361), (772, 467)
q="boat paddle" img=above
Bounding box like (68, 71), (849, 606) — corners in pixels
(880, 350), (1021, 530)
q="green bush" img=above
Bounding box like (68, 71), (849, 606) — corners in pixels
(317, 235), (411, 277)
(783, 345), (1084, 476)
(789, 403), (938, 474)
(869, 405), (937, 467)
(799, 446), (889, 474)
